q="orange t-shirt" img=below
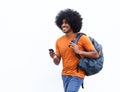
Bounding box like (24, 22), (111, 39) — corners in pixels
(55, 34), (94, 78)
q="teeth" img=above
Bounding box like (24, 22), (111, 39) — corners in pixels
(62, 27), (66, 30)
(63, 28), (66, 30)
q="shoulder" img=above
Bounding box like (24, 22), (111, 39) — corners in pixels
(56, 35), (66, 45)
(78, 34), (94, 50)
(56, 35), (65, 42)
(79, 34), (91, 43)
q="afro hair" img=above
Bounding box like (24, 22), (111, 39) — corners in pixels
(55, 8), (83, 33)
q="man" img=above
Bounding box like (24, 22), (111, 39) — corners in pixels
(49, 8), (99, 92)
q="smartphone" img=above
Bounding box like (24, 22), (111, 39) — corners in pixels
(49, 49), (54, 52)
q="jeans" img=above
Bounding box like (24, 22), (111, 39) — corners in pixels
(62, 75), (84, 92)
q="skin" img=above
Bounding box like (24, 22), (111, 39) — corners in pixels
(49, 19), (99, 65)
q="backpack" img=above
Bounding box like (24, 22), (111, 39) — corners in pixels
(73, 32), (104, 76)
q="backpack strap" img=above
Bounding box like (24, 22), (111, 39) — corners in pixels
(73, 32), (86, 89)
(73, 32), (86, 44)
(82, 82), (84, 89)
(73, 32), (86, 59)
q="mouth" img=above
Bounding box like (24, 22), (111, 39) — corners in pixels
(62, 26), (67, 31)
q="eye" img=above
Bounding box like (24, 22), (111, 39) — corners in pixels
(62, 19), (68, 24)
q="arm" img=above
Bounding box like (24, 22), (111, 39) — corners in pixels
(53, 53), (61, 65)
(68, 41), (99, 59)
(76, 48), (99, 58)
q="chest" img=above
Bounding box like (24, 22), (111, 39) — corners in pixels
(58, 38), (72, 54)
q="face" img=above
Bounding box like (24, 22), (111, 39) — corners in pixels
(61, 19), (72, 33)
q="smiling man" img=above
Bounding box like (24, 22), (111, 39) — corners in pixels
(49, 8), (99, 92)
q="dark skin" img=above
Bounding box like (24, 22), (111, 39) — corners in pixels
(49, 19), (99, 65)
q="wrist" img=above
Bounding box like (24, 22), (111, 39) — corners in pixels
(53, 55), (57, 59)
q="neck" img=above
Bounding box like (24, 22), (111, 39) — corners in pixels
(65, 31), (77, 37)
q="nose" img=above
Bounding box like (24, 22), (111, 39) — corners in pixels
(61, 22), (66, 28)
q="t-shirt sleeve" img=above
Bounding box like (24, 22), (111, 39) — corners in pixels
(55, 39), (60, 54)
(78, 35), (94, 51)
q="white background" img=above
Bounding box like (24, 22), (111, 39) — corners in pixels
(0, 0), (120, 92)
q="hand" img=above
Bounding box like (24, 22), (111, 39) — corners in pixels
(49, 50), (56, 59)
(68, 41), (80, 54)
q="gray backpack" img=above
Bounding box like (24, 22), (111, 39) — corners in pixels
(72, 33), (104, 76)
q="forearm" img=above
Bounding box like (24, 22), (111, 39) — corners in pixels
(53, 55), (61, 65)
(78, 50), (99, 59)
(69, 41), (99, 59)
